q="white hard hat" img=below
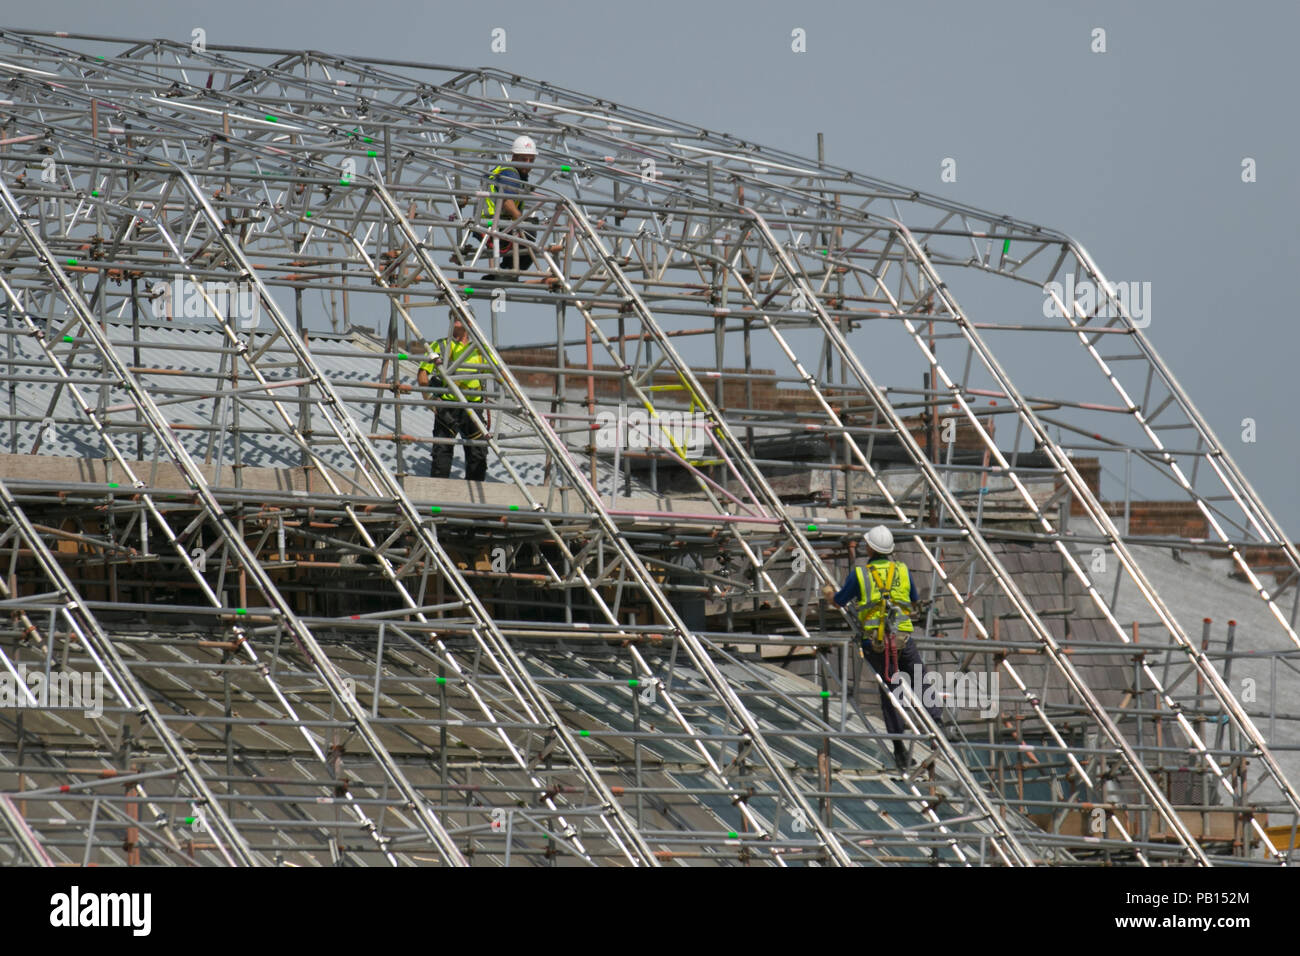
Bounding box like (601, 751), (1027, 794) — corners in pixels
(511, 134), (537, 156)
(864, 525), (895, 555)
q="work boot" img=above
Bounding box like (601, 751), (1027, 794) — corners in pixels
(892, 741), (912, 771)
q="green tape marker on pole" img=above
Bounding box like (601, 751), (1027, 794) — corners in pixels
(806, 523), (818, 532)
(430, 506), (441, 514)
(1002, 238), (1011, 255)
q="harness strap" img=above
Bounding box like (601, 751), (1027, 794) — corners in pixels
(869, 562), (897, 643)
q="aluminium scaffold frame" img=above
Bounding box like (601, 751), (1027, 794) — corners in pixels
(0, 28), (1295, 866)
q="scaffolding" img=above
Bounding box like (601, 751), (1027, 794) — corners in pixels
(0, 29), (1297, 866)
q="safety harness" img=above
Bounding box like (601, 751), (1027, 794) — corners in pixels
(855, 561), (913, 680)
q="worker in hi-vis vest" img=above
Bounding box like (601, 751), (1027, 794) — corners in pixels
(823, 525), (943, 771)
(459, 134), (538, 278)
(418, 316), (492, 481)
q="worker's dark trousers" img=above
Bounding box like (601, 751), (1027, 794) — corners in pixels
(496, 239), (534, 274)
(431, 406), (487, 481)
(863, 638), (943, 736)
(468, 230), (535, 276)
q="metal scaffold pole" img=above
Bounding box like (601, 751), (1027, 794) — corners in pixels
(0, 29), (1294, 866)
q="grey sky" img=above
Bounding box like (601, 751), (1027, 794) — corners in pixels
(12, 0), (1299, 532)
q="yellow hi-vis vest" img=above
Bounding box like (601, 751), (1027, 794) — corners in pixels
(855, 560), (914, 649)
(418, 338), (486, 402)
(482, 165), (524, 222)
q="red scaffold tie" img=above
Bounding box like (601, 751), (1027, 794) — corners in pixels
(883, 629), (898, 683)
